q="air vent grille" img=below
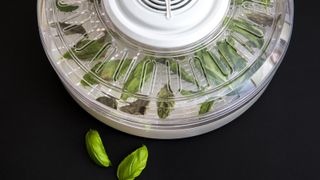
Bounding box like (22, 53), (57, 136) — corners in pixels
(140, 0), (193, 12)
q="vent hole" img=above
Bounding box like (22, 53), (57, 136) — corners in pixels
(140, 0), (193, 12)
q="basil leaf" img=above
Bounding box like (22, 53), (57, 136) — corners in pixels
(121, 57), (154, 100)
(97, 97), (118, 110)
(157, 84), (175, 119)
(235, 0), (271, 6)
(195, 50), (228, 85)
(117, 145), (148, 180)
(180, 89), (196, 96)
(232, 19), (264, 38)
(80, 73), (99, 86)
(81, 58), (132, 87)
(80, 62), (102, 86)
(56, 0), (79, 12)
(158, 59), (195, 84)
(85, 129), (112, 167)
(246, 13), (273, 26)
(217, 41), (247, 72)
(89, 0), (101, 3)
(120, 100), (149, 115)
(59, 22), (87, 36)
(63, 34), (111, 61)
(199, 101), (215, 115)
(100, 59), (132, 81)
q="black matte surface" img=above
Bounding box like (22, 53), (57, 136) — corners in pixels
(1, 1), (320, 179)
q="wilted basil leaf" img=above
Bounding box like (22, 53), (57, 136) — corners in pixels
(97, 97), (118, 109)
(246, 13), (273, 26)
(120, 100), (149, 115)
(157, 84), (175, 119)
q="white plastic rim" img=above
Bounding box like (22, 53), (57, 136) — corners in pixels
(103, 0), (230, 49)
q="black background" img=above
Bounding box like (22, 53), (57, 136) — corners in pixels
(1, 0), (320, 179)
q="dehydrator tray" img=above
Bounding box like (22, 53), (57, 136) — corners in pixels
(38, 0), (294, 139)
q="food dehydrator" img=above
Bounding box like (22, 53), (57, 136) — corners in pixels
(38, 0), (294, 139)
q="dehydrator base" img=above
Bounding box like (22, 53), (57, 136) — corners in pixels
(66, 83), (268, 139)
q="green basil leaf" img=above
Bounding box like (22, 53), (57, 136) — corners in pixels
(217, 41), (247, 72)
(195, 49), (228, 85)
(63, 34), (111, 61)
(158, 59), (195, 84)
(199, 101), (215, 115)
(85, 129), (112, 167)
(56, 0), (79, 12)
(121, 57), (154, 100)
(235, 0), (271, 7)
(157, 84), (175, 119)
(59, 22), (87, 36)
(80, 62), (102, 86)
(180, 89), (197, 96)
(100, 59), (132, 81)
(117, 145), (148, 180)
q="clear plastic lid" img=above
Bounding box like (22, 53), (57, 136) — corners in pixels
(38, 0), (293, 138)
